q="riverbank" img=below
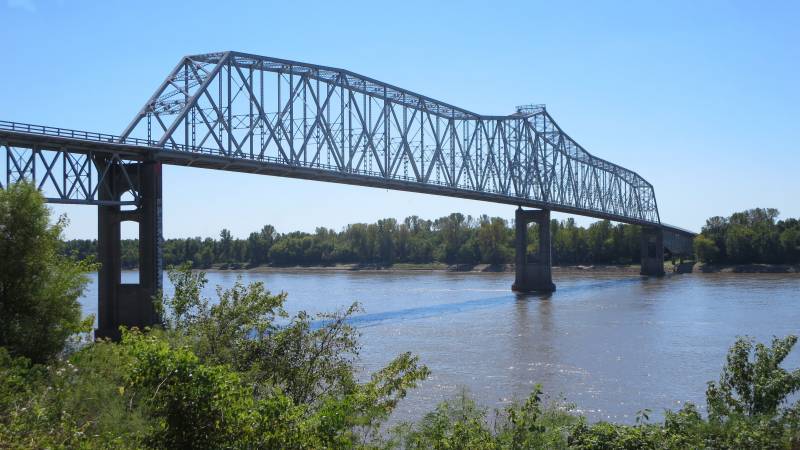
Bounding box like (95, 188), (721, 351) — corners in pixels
(203, 262), (641, 274)
(194, 261), (800, 274)
(695, 262), (800, 273)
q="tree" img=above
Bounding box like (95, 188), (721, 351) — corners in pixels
(340, 223), (371, 263)
(706, 335), (800, 420)
(702, 216), (730, 260)
(476, 216), (510, 264)
(693, 235), (720, 263)
(125, 330), (263, 450)
(194, 245), (214, 269)
(375, 218), (397, 264)
(780, 226), (800, 263)
(246, 225), (276, 266)
(435, 213), (471, 264)
(269, 232), (314, 265)
(218, 228), (233, 263)
(725, 225), (756, 264)
(0, 183), (94, 363)
(63, 208), (800, 269)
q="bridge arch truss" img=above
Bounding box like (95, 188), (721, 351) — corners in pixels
(121, 51), (660, 225)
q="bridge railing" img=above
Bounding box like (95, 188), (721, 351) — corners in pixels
(1, 114), (663, 224)
(0, 120), (477, 191)
(0, 120), (147, 146)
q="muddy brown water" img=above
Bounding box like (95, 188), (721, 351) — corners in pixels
(80, 270), (800, 423)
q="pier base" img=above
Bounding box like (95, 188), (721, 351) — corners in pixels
(95, 158), (162, 340)
(512, 208), (556, 292)
(640, 226), (665, 276)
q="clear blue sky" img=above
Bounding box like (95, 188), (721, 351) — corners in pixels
(2, 0), (798, 239)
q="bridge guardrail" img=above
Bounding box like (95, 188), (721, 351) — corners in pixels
(2, 119), (665, 225)
(0, 120), (474, 188)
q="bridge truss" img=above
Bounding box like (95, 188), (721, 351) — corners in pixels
(0, 51), (696, 336)
(118, 51), (660, 225)
(0, 122), (149, 206)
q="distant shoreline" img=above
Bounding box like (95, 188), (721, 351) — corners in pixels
(172, 262), (800, 275)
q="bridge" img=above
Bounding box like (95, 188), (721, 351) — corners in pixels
(0, 51), (694, 339)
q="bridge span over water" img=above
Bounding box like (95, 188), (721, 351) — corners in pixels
(0, 51), (694, 339)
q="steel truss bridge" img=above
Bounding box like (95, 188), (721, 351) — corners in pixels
(0, 51), (694, 338)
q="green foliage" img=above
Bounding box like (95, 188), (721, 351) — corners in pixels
(395, 388), (577, 450)
(250, 305), (361, 405)
(726, 225), (757, 263)
(396, 389), (497, 449)
(495, 386), (577, 449)
(63, 207), (800, 269)
(247, 224), (276, 266)
(124, 329), (262, 449)
(566, 335), (800, 449)
(5, 294), (800, 449)
(706, 335), (800, 420)
(694, 234), (721, 263)
(7, 194), (800, 447)
(1, 268), (431, 449)
(159, 264), (358, 406)
(697, 208), (800, 265)
(64, 214), (654, 270)
(780, 225), (800, 262)
(0, 182), (94, 363)
(0, 340), (147, 449)
(568, 420), (660, 449)
(155, 264), (430, 447)
(268, 231), (316, 265)
(476, 215), (512, 264)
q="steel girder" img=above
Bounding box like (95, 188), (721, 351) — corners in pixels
(121, 51), (660, 224)
(1, 127), (143, 206)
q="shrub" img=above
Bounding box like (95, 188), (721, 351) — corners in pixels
(0, 182), (94, 363)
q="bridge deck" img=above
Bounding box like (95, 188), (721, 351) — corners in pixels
(0, 122), (693, 236)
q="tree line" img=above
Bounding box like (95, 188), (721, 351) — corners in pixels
(63, 214), (645, 269)
(693, 208), (800, 264)
(63, 208), (800, 269)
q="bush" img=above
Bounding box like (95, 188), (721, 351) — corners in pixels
(0, 182), (94, 363)
(124, 329), (263, 449)
(0, 340), (147, 449)
(395, 390), (497, 449)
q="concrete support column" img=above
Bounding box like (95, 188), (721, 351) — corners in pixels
(640, 226), (665, 276)
(512, 208), (556, 292)
(95, 159), (162, 340)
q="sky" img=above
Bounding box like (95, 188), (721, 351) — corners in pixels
(2, 0), (798, 239)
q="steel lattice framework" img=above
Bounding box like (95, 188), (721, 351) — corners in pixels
(0, 51), (698, 339)
(0, 124), (146, 206)
(118, 51), (660, 225)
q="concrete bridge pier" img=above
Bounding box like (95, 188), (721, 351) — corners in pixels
(95, 158), (163, 340)
(512, 208), (556, 292)
(640, 226), (665, 276)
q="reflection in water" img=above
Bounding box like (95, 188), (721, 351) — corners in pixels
(509, 293), (555, 401)
(79, 270), (800, 423)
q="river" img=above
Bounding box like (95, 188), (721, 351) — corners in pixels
(79, 270), (800, 424)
